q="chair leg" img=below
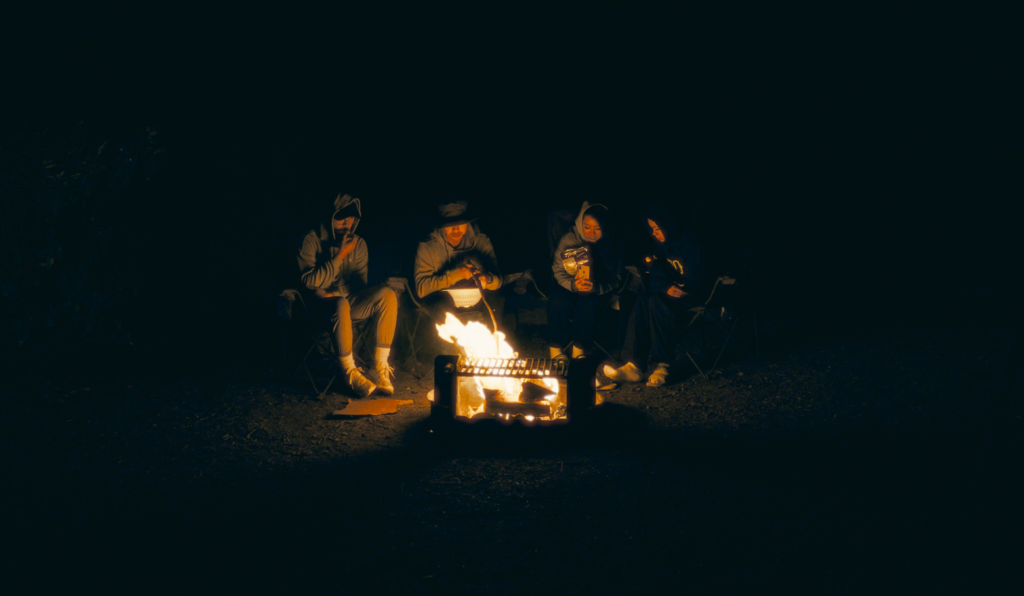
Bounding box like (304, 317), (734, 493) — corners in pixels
(685, 350), (707, 379)
(319, 374), (337, 399)
(294, 341), (319, 381)
(591, 340), (614, 360)
(351, 322), (370, 369)
(706, 317), (740, 377)
(405, 310), (433, 379)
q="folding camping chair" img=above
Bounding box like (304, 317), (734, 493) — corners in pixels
(277, 288), (374, 397)
(386, 277), (433, 378)
(677, 274), (759, 379)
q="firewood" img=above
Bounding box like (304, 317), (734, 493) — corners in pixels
(484, 397), (551, 418)
(519, 381), (555, 403)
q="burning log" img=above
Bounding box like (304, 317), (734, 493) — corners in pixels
(519, 381), (556, 403)
(484, 394), (552, 418)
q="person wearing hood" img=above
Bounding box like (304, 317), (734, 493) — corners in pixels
(547, 201), (624, 359)
(414, 201), (504, 329)
(603, 203), (702, 387)
(298, 193), (398, 398)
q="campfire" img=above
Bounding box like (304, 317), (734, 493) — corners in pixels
(430, 313), (599, 425)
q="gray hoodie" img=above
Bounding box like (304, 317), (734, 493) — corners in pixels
(552, 201), (623, 295)
(414, 223), (502, 299)
(297, 194), (369, 298)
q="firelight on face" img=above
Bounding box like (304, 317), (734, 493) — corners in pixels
(647, 219), (665, 243)
(582, 215), (602, 243)
(444, 223), (468, 246)
(333, 216), (356, 235)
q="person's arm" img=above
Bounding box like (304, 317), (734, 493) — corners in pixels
(414, 242), (461, 298)
(676, 230), (702, 291)
(648, 253), (672, 295)
(474, 235), (503, 291)
(552, 233), (579, 292)
(665, 231), (702, 298)
(298, 232), (340, 291)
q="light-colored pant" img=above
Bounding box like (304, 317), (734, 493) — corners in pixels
(333, 285), (398, 357)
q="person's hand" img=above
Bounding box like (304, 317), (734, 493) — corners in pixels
(335, 235), (357, 261)
(667, 284), (687, 298)
(575, 271), (594, 293)
(474, 271), (491, 286)
(458, 266), (475, 280)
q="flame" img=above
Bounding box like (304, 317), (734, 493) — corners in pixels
(436, 313), (562, 419)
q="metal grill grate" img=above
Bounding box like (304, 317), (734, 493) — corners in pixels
(455, 357), (569, 379)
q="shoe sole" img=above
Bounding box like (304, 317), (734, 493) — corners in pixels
(602, 367), (642, 383)
(352, 383), (377, 399)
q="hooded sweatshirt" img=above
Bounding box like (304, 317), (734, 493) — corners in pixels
(642, 203), (702, 297)
(414, 222), (502, 299)
(297, 194), (369, 298)
(552, 201), (623, 295)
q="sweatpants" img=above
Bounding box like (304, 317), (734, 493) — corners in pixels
(331, 285), (398, 357)
(621, 290), (695, 368)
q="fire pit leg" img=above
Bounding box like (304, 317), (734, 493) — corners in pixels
(432, 355), (459, 422)
(566, 354), (602, 422)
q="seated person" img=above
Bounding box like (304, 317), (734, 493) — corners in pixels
(547, 201), (624, 359)
(604, 203), (702, 386)
(298, 193), (399, 398)
(414, 201), (504, 330)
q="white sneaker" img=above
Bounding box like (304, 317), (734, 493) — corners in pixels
(346, 368), (376, 399)
(373, 362), (395, 396)
(602, 362), (643, 383)
(647, 363), (670, 387)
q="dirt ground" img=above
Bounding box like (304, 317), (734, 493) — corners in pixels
(6, 313), (1022, 593)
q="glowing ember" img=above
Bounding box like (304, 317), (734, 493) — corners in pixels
(435, 312), (563, 419)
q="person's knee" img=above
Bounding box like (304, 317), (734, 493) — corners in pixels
(380, 286), (398, 310)
(335, 296), (351, 318)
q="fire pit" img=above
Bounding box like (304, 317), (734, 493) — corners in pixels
(429, 312), (602, 426)
(432, 354), (601, 425)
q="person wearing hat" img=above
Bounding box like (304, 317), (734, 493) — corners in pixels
(414, 201), (504, 330)
(298, 193), (399, 398)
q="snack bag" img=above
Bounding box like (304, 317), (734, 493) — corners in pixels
(560, 246), (592, 281)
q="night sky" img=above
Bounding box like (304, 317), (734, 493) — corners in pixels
(5, 4), (1016, 359)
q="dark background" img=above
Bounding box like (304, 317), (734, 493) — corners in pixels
(5, 6), (1023, 592)
(3, 3), (1017, 368)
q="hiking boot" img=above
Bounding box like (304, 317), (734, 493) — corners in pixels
(647, 363), (670, 387)
(602, 362), (643, 383)
(346, 368), (376, 399)
(373, 362), (395, 396)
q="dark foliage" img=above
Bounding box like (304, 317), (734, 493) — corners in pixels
(0, 124), (163, 368)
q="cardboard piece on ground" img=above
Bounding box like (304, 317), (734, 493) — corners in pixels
(333, 398), (413, 417)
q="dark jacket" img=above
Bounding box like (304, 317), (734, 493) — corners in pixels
(297, 194), (369, 298)
(642, 203), (702, 297)
(552, 201), (624, 295)
(414, 223), (502, 299)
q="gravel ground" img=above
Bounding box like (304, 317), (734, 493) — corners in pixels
(6, 315), (1022, 593)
